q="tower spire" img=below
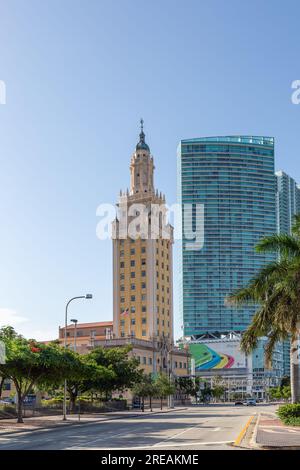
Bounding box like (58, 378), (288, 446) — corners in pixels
(136, 118), (150, 151)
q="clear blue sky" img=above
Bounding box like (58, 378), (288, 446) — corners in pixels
(0, 0), (299, 340)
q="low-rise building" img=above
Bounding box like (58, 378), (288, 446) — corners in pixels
(59, 322), (189, 378)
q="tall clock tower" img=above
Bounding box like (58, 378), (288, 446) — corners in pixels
(112, 121), (174, 344)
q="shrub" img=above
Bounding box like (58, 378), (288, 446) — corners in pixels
(277, 404), (300, 426)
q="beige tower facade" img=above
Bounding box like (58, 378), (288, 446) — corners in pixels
(112, 122), (174, 345)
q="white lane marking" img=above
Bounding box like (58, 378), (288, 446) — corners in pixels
(67, 419), (207, 449)
(152, 422), (205, 447)
(212, 427), (221, 432)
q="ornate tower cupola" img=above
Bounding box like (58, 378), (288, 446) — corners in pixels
(130, 119), (155, 195)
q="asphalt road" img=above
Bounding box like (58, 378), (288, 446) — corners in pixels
(0, 405), (277, 450)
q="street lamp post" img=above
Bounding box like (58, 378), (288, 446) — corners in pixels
(63, 294), (92, 421)
(70, 318), (79, 421)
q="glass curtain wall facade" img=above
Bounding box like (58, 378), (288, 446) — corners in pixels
(275, 170), (300, 377)
(178, 136), (276, 338)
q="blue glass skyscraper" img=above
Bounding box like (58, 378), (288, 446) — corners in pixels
(275, 170), (300, 377)
(178, 136), (276, 339)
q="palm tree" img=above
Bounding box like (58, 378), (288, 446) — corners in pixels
(228, 215), (300, 403)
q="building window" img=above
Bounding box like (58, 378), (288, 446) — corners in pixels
(120, 297), (125, 303)
(121, 331), (125, 337)
(141, 294), (146, 301)
(131, 272), (135, 278)
(131, 318), (136, 325)
(149, 357), (152, 365)
(120, 273), (125, 280)
(141, 271), (146, 277)
(120, 320), (125, 326)
(142, 306), (146, 312)
(141, 259), (146, 265)
(142, 282), (146, 289)
(142, 330), (146, 336)
(141, 247), (146, 254)
(131, 295), (135, 302)
(131, 284), (135, 290)
(130, 248), (135, 255)
(120, 285), (125, 291)
(120, 250), (124, 256)
(120, 262), (125, 268)
(142, 317), (147, 324)
(131, 306), (136, 313)
(3, 381), (11, 391)
(130, 260), (135, 267)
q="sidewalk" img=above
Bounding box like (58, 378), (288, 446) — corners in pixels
(0, 408), (187, 437)
(255, 413), (300, 449)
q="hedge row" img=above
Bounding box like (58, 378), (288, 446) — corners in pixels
(277, 404), (300, 426)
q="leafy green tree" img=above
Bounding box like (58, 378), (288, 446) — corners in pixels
(210, 376), (225, 402)
(86, 346), (141, 400)
(154, 373), (176, 410)
(132, 374), (157, 411)
(0, 327), (83, 423)
(269, 387), (282, 400)
(65, 356), (115, 412)
(269, 385), (291, 401)
(175, 377), (196, 403)
(228, 215), (300, 403)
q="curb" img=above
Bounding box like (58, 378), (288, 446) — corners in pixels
(250, 412), (300, 450)
(249, 413), (261, 449)
(233, 415), (255, 447)
(0, 407), (188, 438)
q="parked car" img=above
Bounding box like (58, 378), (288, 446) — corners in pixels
(234, 401), (244, 406)
(0, 398), (13, 404)
(245, 398), (256, 406)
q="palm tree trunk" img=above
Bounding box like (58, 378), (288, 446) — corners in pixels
(290, 325), (300, 403)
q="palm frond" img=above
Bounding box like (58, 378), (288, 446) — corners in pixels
(256, 234), (300, 258)
(264, 328), (286, 366)
(228, 260), (289, 306)
(291, 214), (300, 237)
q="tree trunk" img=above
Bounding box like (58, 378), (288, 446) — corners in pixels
(150, 396), (152, 412)
(70, 394), (77, 413)
(17, 391), (24, 424)
(290, 327), (300, 404)
(160, 397), (163, 410)
(0, 377), (5, 399)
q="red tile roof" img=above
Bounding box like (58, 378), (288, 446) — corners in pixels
(60, 321), (113, 330)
